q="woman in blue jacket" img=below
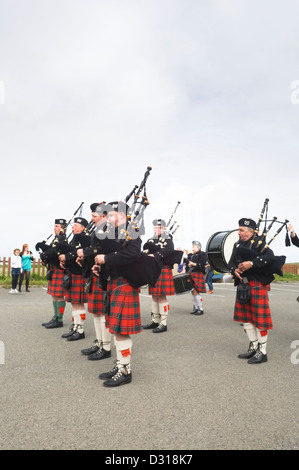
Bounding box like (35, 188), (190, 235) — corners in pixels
(18, 244), (34, 292)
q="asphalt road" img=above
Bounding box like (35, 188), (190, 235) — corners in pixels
(0, 282), (298, 451)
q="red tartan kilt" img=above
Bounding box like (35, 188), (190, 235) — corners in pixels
(47, 267), (66, 297)
(106, 277), (141, 335)
(148, 266), (175, 296)
(65, 274), (88, 304)
(234, 280), (273, 330)
(87, 276), (105, 314)
(190, 271), (206, 293)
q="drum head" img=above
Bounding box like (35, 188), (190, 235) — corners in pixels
(206, 230), (239, 273)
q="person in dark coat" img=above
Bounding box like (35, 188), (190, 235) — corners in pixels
(77, 203), (112, 361)
(186, 241), (208, 315)
(228, 218), (276, 364)
(93, 201), (142, 387)
(58, 217), (91, 341)
(36, 219), (68, 328)
(142, 219), (175, 333)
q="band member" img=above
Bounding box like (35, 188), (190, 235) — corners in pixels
(93, 201), (142, 387)
(185, 241), (208, 315)
(36, 219), (68, 328)
(229, 218), (275, 364)
(142, 219), (175, 333)
(58, 217), (90, 341)
(77, 203), (112, 361)
(288, 224), (299, 247)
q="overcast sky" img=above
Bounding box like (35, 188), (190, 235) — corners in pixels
(1, 0), (299, 264)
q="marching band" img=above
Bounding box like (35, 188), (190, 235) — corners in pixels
(35, 168), (294, 386)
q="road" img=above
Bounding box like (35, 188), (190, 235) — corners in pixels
(0, 282), (298, 451)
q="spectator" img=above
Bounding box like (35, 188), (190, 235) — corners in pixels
(10, 248), (22, 293)
(18, 244), (34, 292)
(205, 265), (214, 294)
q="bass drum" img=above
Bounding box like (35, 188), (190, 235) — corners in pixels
(206, 230), (239, 273)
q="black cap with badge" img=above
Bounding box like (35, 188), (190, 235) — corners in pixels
(238, 218), (257, 230)
(74, 217), (89, 228)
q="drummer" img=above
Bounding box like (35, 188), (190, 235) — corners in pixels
(185, 241), (208, 315)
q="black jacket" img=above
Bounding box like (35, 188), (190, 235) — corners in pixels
(102, 224), (142, 280)
(143, 235), (181, 267)
(228, 237), (276, 285)
(186, 251), (208, 273)
(36, 235), (68, 269)
(62, 232), (91, 275)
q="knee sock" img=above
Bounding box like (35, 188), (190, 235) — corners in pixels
(74, 310), (86, 333)
(52, 301), (58, 320)
(100, 314), (111, 351)
(256, 329), (268, 354)
(114, 336), (120, 369)
(56, 300), (66, 322)
(243, 323), (259, 350)
(159, 302), (169, 326)
(116, 338), (132, 372)
(151, 300), (160, 323)
(193, 294), (203, 310)
(93, 315), (102, 346)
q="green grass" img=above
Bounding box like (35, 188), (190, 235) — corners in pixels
(274, 273), (299, 282)
(0, 273), (48, 288)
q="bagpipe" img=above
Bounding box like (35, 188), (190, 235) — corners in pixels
(91, 166), (164, 288)
(35, 201), (85, 255)
(120, 166), (152, 242)
(93, 166), (152, 246)
(206, 198), (289, 276)
(143, 200), (184, 267)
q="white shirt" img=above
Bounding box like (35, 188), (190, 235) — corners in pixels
(11, 255), (22, 269)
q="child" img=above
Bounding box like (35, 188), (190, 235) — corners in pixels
(10, 248), (22, 293)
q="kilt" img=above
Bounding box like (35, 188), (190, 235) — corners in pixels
(65, 274), (88, 304)
(87, 276), (105, 315)
(190, 271), (206, 293)
(47, 266), (66, 297)
(148, 266), (175, 296)
(233, 280), (273, 330)
(106, 277), (141, 335)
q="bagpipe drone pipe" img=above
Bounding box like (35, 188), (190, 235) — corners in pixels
(35, 201), (85, 261)
(232, 198), (289, 276)
(92, 166), (165, 288)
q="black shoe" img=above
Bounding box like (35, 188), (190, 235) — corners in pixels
(45, 320), (63, 329)
(81, 344), (99, 356)
(42, 318), (55, 327)
(193, 309), (204, 315)
(142, 321), (159, 330)
(248, 350), (267, 364)
(26, 289), (30, 292)
(99, 364), (119, 380)
(88, 349), (111, 360)
(67, 331), (85, 341)
(103, 367), (132, 387)
(61, 328), (75, 338)
(238, 342), (258, 359)
(153, 324), (167, 333)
